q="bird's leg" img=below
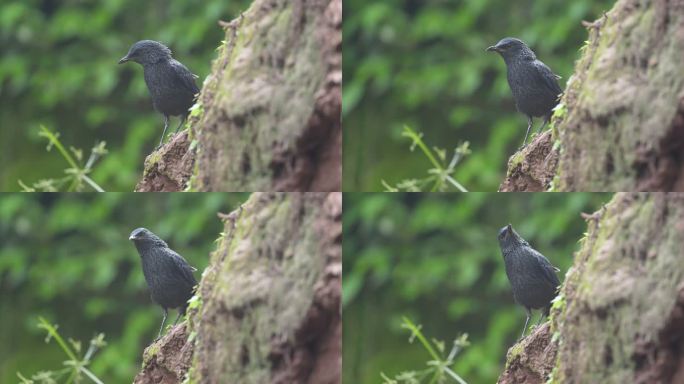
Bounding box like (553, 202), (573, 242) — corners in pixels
(520, 307), (532, 340)
(521, 116), (533, 149)
(173, 310), (183, 325)
(158, 308), (168, 338)
(538, 304), (552, 325)
(537, 113), (551, 133)
(158, 115), (170, 149)
(174, 115), (187, 134)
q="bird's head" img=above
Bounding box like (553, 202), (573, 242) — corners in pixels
(118, 40), (172, 66)
(129, 227), (166, 246)
(486, 37), (535, 60)
(498, 224), (527, 249)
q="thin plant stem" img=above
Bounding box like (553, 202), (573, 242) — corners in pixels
(402, 126), (442, 171)
(34, 317), (105, 384)
(402, 317), (441, 363)
(38, 317), (78, 362)
(445, 367), (468, 384)
(83, 175), (105, 192)
(33, 126), (106, 192)
(383, 317), (469, 384)
(81, 367), (105, 384)
(386, 125), (469, 192)
(446, 175), (467, 192)
(39, 126), (79, 171)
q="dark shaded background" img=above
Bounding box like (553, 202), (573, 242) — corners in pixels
(0, 193), (248, 383)
(343, 0), (615, 191)
(343, 193), (611, 383)
(0, 1), (252, 191)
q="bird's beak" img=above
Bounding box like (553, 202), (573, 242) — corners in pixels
(129, 234), (136, 240)
(486, 45), (499, 52)
(118, 56), (130, 64)
(506, 224), (512, 231)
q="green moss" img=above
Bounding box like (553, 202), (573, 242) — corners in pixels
(553, 1), (684, 191)
(187, 101), (204, 143)
(507, 151), (526, 176)
(189, 193), (329, 382)
(183, 357), (200, 384)
(554, 194), (684, 382)
(184, 149), (201, 192)
(142, 342), (160, 367)
(505, 342), (525, 364)
(546, 359), (560, 384)
(547, 175), (559, 192)
(143, 151), (162, 172)
(194, 0), (329, 191)
(549, 293), (565, 330)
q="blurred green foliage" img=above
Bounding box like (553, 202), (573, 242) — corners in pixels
(0, 192), (248, 383)
(343, 192), (612, 384)
(343, 0), (615, 191)
(0, 0), (253, 191)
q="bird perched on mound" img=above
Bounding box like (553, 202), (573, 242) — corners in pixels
(119, 40), (199, 148)
(487, 37), (562, 148)
(129, 227), (197, 337)
(497, 224), (560, 339)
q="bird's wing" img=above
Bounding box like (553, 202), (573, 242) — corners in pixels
(170, 59), (200, 95)
(530, 248), (561, 287)
(166, 248), (198, 287)
(533, 60), (563, 98)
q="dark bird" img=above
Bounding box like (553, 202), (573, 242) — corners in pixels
(129, 227), (198, 337)
(497, 224), (560, 339)
(119, 40), (199, 148)
(487, 37), (563, 147)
